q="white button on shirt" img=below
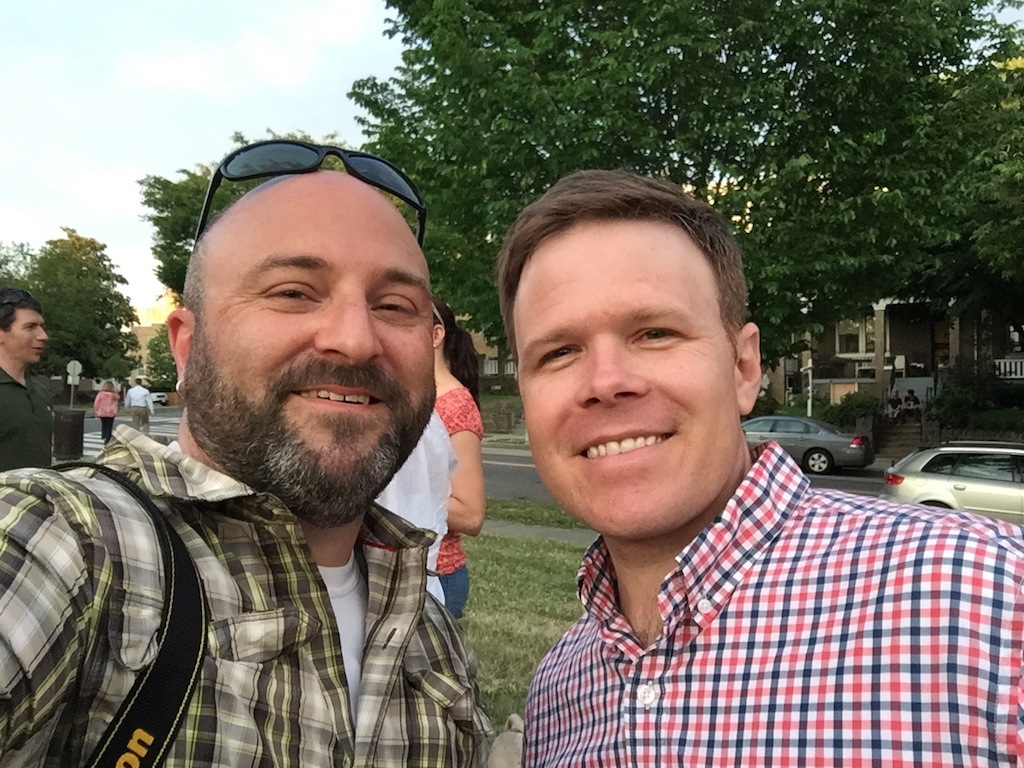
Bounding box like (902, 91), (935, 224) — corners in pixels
(636, 683), (658, 709)
(696, 597), (714, 615)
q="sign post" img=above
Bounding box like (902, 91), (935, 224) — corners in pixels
(66, 359), (83, 408)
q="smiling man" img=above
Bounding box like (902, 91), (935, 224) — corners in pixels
(0, 287), (51, 471)
(0, 146), (491, 767)
(498, 170), (1024, 767)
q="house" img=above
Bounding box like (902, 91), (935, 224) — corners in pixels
(765, 302), (1024, 405)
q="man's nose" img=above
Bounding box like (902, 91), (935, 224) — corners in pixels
(312, 299), (384, 361)
(578, 339), (649, 406)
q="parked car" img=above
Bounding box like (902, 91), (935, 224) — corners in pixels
(151, 392), (169, 405)
(742, 415), (874, 475)
(881, 442), (1024, 524)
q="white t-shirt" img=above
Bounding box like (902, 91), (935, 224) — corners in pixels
(318, 558), (368, 724)
(375, 411), (456, 605)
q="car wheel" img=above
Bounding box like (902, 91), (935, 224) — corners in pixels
(803, 448), (834, 475)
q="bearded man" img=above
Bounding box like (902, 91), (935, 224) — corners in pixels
(0, 142), (492, 767)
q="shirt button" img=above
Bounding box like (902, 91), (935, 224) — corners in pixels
(637, 683), (659, 708)
(696, 597), (713, 615)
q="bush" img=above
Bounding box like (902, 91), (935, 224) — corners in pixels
(970, 408), (1024, 433)
(747, 391), (779, 418)
(818, 390), (879, 429)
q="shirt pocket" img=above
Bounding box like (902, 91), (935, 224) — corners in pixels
(403, 666), (479, 736)
(206, 607), (320, 663)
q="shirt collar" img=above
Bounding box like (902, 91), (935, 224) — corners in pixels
(98, 425), (437, 550)
(577, 442), (809, 629)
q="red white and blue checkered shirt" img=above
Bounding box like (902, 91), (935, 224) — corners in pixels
(524, 442), (1024, 767)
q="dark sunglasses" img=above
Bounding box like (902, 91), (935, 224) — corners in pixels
(194, 140), (427, 244)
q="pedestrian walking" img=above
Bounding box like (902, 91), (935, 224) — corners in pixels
(123, 377), (153, 434)
(92, 381), (119, 444)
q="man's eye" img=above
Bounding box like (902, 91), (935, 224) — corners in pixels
(642, 328), (671, 340)
(276, 289), (310, 300)
(541, 346), (573, 364)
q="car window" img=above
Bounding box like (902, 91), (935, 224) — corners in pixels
(743, 418), (773, 433)
(922, 454), (959, 475)
(774, 420), (812, 434)
(954, 454), (1016, 483)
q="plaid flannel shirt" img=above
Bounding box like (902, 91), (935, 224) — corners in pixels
(0, 427), (492, 767)
(525, 442), (1024, 767)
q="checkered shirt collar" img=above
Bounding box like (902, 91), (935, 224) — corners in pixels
(577, 442), (808, 628)
(99, 425), (436, 550)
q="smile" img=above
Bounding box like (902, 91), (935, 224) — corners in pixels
(585, 435), (665, 459)
(297, 390), (374, 405)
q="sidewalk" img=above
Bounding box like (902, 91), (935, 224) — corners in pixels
(482, 518), (597, 547)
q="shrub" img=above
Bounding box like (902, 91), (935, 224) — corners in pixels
(748, 391), (779, 418)
(819, 390), (879, 429)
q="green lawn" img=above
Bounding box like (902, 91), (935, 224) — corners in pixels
(485, 498), (585, 529)
(460, 533), (586, 727)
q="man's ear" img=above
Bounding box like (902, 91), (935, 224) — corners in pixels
(734, 322), (762, 416)
(432, 323), (445, 350)
(167, 308), (196, 382)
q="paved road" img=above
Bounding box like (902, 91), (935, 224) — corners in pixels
(81, 411), (889, 502)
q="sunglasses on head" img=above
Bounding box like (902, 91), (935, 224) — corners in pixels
(194, 140), (427, 244)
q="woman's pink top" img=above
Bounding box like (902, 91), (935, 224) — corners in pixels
(434, 387), (484, 575)
(93, 390), (120, 419)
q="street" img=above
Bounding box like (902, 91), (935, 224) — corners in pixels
(83, 408), (888, 503)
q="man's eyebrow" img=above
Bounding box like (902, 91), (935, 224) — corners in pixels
(251, 254), (331, 273)
(379, 267), (430, 293)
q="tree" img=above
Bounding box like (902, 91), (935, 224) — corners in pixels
(349, 0), (1021, 361)
(147, 326), (177, 390)
(26, 228), (139, 378)
(0, 242), (34, 286)
(139, 130), (345, 297)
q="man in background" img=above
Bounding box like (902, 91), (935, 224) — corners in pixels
(0, 287), (51, 470)
(124, 376), (154, 434)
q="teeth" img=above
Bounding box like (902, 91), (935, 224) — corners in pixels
(586, 435), (663, 459)
(298, 390), (371, 405)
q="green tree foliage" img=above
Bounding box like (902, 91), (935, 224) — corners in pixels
(146, 325), (177, 390)
(900, 57), (1024, 339)
(22, 229), (139, 378)
(139, 130), (344, 297)
(0, 242), (34, 285)
(349, 0), (1021, 360)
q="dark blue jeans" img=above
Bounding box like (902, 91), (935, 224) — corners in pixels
(439, 564), (470, 619)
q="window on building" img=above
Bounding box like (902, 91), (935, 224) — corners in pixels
(836, 316), (876, 356)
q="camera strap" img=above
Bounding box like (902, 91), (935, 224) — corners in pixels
(57, 461), (208, 768)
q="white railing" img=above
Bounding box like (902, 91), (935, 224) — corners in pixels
(996, 359), (1024, 379)
(482, 359), (518, 377)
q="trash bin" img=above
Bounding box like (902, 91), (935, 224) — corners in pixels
(52, 408), (85, 461)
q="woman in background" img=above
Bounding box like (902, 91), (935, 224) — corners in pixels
(432, 296), (486, 618)
(92, 380), (120, 444)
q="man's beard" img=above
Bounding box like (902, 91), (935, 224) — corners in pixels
(183, 331), (434, 528)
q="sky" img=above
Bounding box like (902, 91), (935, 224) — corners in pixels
(0, 0), (405, 308)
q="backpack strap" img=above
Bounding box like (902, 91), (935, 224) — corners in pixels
(56, 461), (208, 768)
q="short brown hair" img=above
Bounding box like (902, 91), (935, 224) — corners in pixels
(496, 169), (748, 359)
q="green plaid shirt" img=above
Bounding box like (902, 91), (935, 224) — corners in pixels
(0, 427), (492, 767)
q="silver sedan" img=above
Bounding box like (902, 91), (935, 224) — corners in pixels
(742, 416), (875, 475)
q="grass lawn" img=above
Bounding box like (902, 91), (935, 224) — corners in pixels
(460, 533), (587, 727)
(485, 498), (585, 529)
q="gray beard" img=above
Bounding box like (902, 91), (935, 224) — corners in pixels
(183, 330), (433, 527)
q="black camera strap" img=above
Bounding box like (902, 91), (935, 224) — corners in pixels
(57, 462), (208, 768)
